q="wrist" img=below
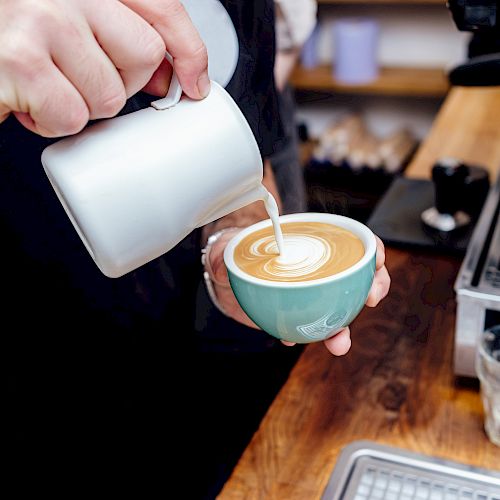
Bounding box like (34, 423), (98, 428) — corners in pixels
(201, 227), (242, 315)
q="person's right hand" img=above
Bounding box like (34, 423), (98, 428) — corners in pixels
(0, 0), (209, 137)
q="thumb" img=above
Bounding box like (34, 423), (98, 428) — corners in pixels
(121, 0), (209, 99)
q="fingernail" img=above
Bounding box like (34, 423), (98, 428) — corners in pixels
(197, 72), (211, 98)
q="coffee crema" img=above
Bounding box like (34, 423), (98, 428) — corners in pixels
(233, 221), (365, 282)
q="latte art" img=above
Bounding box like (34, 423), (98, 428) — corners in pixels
(234, 222), (365, 282)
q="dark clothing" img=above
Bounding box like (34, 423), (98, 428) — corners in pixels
(270, 84), (307, 214)
(4, 2), (292, 497)
(224, 1), (284, 158)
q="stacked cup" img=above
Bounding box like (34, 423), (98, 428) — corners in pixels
(476, 324), (500, 447)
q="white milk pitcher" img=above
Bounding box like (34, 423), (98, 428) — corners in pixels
(41, 70), (263, 278)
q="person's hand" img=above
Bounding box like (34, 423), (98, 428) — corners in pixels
(204, 228), (260, 329)
(274, 49), (300, 93)
(0, 0), (209, 137)
(317, 235), (390, 355)
(204, 229), (390, 355)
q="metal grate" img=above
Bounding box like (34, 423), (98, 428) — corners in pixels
(322, 442), (500, 500)
(346, 459), (499, 500)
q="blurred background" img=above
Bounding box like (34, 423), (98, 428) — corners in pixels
(290, 0), (471, 222)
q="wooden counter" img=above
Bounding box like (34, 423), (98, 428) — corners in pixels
(219, 87), (500, 499)
(406, 87), (500, 180)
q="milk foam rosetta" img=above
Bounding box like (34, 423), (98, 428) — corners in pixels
(234, 222), (365, 282)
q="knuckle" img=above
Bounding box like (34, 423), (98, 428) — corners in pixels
(160, 0), (188, 19)
(174, 42), (208, 83)
(22, 0), (65, 32)
(190, 42), (208, 67)
(30, 0), (56, 21)
(17, 0), (53, 25)
(96, 88), (127, 117)
(62, 111), (88, 135)
(39, 95), (89, 136)
(59, 101), (89, 135)
(140, 31), (166, 68)
(1, 38), (44, 80)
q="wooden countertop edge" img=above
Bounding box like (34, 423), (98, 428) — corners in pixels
(405, 86), (500, 180)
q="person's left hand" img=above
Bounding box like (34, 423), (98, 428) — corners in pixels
(204, 228), (390, 356)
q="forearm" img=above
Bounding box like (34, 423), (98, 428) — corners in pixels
(201, 159), (282, 245)
(274, 48), (300, 93)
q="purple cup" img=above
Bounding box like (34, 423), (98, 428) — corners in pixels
(333, 18), (379, 84)
(301, 24), (321, 69)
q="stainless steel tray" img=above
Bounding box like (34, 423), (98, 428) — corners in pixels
(454, 174), (500, 377)
(322, 441), (500, 500)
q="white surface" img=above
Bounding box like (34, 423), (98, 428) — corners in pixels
(181, 0), (239, 87)
(151, 52), (183, 109)
(41, 83), (263, 278)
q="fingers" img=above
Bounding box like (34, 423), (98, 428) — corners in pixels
(10, 62), (90, 137)
(50, 19), (126, 120)
(205, 228), (242, 283)
(0, 2), (85, 135)
(121, 0), (210, 99)
(142, 58), (173, 96)
(366, 235), (390, 307)
(85, 0), (166, 98)
(0, 0), (169, 136)
(281, 329), (353, 355)
(1, 0), (208, 138)
(375, 235), (386, 271)
(366, 265), (391, 307)
(323, 328), (351, 356)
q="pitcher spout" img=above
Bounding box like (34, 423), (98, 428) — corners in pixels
(201, 184), (267, 226)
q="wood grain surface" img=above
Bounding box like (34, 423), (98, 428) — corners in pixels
(406, 87), (500, 180)
(291, 65), (449, 98)
(219, 247), (499, 499)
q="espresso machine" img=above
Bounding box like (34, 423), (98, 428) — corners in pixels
(446, 0), (500, 376)
(454, 174), (500, 376)
(447, 0), (500, 86)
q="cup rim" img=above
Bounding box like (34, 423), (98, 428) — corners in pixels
(224, 212), (377, 288)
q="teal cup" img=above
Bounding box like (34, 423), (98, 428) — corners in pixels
(224, 213), (377, 344)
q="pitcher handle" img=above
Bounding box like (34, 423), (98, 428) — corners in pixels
(151, 52), (183, 110)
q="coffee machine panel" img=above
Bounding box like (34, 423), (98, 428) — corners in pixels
(447, 0), (500, 86)
(454, 173), (500, 377)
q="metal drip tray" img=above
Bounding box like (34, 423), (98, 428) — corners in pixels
(322, 441), (500, 500)
(454, 173), (500, 377)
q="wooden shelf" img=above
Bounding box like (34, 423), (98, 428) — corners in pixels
(291, 64), (449, 97)
(318, 0), (446, 5)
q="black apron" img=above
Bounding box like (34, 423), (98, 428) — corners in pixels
(5, 1), (293, 497)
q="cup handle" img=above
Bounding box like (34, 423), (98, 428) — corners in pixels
(151, 52), (183, 110)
